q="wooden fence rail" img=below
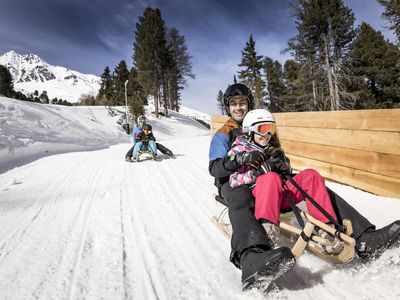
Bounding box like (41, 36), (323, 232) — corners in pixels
(211, 109), (400, 198)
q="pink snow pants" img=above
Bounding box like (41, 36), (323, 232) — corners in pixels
(252, 169), (337, 225)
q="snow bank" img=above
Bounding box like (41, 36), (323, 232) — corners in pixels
(0, 97), (210, 172)
(0, 97), (128, 171)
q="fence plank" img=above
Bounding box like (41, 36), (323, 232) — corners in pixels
(281, 140), (400, 178)
(288, 155), (400, 198)
(278, 127), (400, 155)
(211, 110), (400, 198)
(274, 109), (400, 131)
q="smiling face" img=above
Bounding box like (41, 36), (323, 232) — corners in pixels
(253, 133), (271, 148)
(228, 96), (249, 123)
(138, 118), (146, 127)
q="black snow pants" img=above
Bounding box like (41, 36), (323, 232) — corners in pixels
(326, 187), (375, 239)
(220, 182), (271, 268)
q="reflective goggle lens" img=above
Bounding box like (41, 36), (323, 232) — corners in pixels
(254, 123), (276, 136)
(143, 130), (152, 135)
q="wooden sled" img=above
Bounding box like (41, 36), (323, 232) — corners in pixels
(212, 194), (356, 264)
(131, 150), (158, 162)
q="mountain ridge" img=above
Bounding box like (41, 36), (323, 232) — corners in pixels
(0, 50), (100, 102)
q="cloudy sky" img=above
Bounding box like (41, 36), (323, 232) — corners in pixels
(0, 0), (396, 114)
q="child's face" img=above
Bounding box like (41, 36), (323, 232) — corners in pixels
(253, 133), (271, 148)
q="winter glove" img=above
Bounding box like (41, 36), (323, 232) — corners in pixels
(235, 151), (267, 170)
(253, 160), (278, 177)
(268, 148), (292, 175)
(273, 160), (292, 175)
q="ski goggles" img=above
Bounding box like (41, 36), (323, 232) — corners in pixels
(247, 122), (276, 136)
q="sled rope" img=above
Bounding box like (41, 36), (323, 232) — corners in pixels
(283, 174), (344, 233)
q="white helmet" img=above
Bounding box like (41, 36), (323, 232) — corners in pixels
(242, 109), (275, 134)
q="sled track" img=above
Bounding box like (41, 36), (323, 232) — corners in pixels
(65, 162), (108, 300)
(0, 157), (87, 264)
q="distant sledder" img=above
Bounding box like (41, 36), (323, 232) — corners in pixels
(125, 115), (175, 162)
(208, 83), (400, 294)
(131, 123), (158, 162)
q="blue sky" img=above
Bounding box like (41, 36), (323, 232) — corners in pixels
(0, 0), (395, 114)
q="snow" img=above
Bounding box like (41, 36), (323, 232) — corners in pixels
(0, 98), (399, 300)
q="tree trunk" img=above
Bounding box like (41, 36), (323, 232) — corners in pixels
(323, 34), (337, 110)
(333, 73), (340, 110)
(154, 87), (159, 118)
(312, 79), (318, 110)
(308, 57), (318, 110)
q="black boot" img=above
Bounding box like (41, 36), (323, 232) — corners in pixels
(165, 150), (175, 158)
(240, 246), (295, 292)
(356, 220), (400, 260)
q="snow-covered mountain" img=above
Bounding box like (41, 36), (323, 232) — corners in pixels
(0, 51), (100, 102)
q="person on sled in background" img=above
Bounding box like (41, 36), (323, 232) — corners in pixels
(125, 115), (174, 161)
(209, 82), (400, 291)
(208, 83), (296, 290)
(228, 109), (342, 254)
(131, 123), (157, 160)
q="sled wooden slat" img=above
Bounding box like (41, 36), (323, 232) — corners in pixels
(290, 222), (314, 258)
(300, 212), (355, 246)
(211, 216), (232, 239)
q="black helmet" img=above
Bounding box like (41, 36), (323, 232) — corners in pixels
(142, 124), (152, 131)
(223, 83), (254, 115)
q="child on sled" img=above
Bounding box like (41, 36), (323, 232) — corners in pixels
(131, 123), (158, 160)
(227, 109), (343, 254)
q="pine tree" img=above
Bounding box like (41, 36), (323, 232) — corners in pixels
(39, 90), (49, 104)
(97, 66), (113, 106)
(378, 0), (400, 44)
(133, 7), (169, 117)
(346, 22), (400, 108)
(216, 90), (224, 114)
(0, 65), (14, 97)
(127, 67), (146, 120)
(289, 0), (355, 110)
(112, 60), (130, 106)
(166, 27), (194, 112)
(282, 59), (314, 111)
(263, 57), (288, 112)
(237, 34), (266, 108)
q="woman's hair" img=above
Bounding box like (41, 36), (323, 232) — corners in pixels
(268, 132), (281, 148)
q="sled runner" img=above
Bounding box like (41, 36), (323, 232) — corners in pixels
(212, 176), (356, 264)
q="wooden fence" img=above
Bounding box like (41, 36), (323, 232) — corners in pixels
(211, 109), (400, 198)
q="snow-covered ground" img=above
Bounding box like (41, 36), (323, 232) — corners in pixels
(0, 98), (399, 299)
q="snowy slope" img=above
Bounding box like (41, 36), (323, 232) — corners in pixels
(0, 51), (100, 102)
(0, 100), (399, 300)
